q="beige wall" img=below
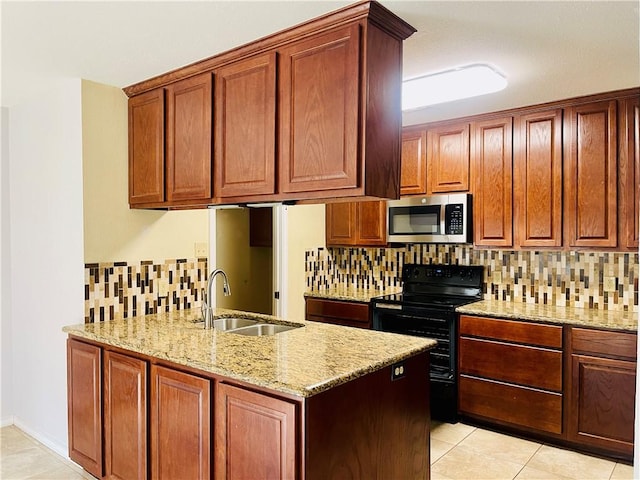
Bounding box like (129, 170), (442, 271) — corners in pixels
(285, 204), (325, 321)
(215, 209), (272, 315)
(82, 80), (208, 263)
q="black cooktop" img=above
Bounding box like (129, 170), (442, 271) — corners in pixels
(373, 264), (485, 309)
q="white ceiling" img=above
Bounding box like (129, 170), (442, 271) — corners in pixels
(2, 1), (638, 124)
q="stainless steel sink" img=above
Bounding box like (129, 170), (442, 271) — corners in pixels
(212, 317), (259, 331)
(228, 323), (302, 336)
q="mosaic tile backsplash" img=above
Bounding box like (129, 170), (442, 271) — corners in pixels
(305, 246), (639, 312)
(85, 258), (208, 323)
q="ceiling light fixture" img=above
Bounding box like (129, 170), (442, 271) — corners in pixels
(402, 63), (508, 111)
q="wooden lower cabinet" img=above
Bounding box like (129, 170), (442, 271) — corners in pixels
(151, 365), (211, 480)
(458, 315), (563, 435)
(67, 339), (103, 479)
(104, 351), (147, 480)
(458, 316), (637, 461)
(215, 383), (297, 480)
(566, 328), (637, 459)
(305, 297), (371, 329)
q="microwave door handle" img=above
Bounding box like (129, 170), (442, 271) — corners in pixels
(440, 203), (446, 236)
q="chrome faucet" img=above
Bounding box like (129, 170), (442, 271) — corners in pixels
(202, 269), (231, 328)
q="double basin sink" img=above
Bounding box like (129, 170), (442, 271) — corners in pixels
(207, 317), (301, 336)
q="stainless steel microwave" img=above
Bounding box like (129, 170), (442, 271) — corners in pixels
(387, 194), (472, 244)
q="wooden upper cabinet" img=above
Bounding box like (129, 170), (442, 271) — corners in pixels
(326, 201), (386, 247)
(619, 95), (640, 249)
(472, 117), (514, 247)
(564, 100), (618, 248)
(279, 24), (360, 194)
(427, 122), (471, 193)
(67, 339), (103, 479)
(166, 73), (212, 203)
(514, 109), (563, 248)
(215, 53), (276, 198)
(401, 128), (427, 196)
(129, 89), (165, 205)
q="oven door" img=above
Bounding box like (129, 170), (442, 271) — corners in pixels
(372, 304), (456, 381)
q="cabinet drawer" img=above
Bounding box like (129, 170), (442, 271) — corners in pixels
(571, 328), (637, 360)
(459, 337), (562, 392)
(459, 375), (562, 435)
(459, 315), (562, 348)
(305, 298), (370, 328)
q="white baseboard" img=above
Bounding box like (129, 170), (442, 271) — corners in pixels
(12, 418), (69, 460)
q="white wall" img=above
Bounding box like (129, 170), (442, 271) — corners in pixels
(6, 79), (84, 455)
(1, 106), (12, 425)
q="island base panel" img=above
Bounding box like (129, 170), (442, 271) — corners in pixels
(304, 352), (431, 480)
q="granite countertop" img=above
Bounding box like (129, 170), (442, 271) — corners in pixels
(304, 285), (402, 303)
(457, 300), (638, 332)
(63, 308), (435, 398)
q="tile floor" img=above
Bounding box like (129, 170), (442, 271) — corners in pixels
(0, 422), (635, 479)
(431, 421), (635, 480)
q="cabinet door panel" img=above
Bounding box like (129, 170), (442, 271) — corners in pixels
(215, 53), (276, 197)
(166, 73), (212, 202)
(305, 297), (371, 328)
(215, 383), (297, 480)
(568, 355), (636, 456)
(514, 109), (563, 247)
(151, 365), (210, 480)
(129, 89), (165, 205)
(472, 117), (513, 246)
(67, 339), (103, 479)
(619, 95), (640, 248)
(565, 100), (617, 247)
(279, 24), (360, 193)
(356, 201), (387, 246)
(326, 202), (357, 246)
(427, 123), (470, 193)
(401, 129), (427, 195)
(104, 351), (147, 480)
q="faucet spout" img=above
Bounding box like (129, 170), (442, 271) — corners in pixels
(203, 268), (231, 328)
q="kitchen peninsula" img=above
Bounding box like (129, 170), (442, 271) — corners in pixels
(64, 308), (435, 480)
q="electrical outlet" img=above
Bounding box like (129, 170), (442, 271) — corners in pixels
(492, 271), (502, 284)
(195, 242), (208, 258)
(603, 276), (617, 291)
(158, 278), (169, 297)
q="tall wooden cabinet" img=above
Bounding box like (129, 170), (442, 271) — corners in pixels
(514, 109), (563, 247)
(215, 383), (297, 480)
(427, 122), (471, 194)
(326, 201), (387, 246)
(67, 339), (103, 479)
(472, 117), (514, 247)
(166, 73), (212, 202)
(400, 128), (427, 196)
(128, 89), (165, 206)
(151, 365), (211, 480)
(214, 53), (276, 198)
(619, 95), (640, 248)
(564, 100), (618, 248)
(104, 351), (147, 480)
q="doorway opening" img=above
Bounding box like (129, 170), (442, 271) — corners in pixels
(208, 206), (287, 317)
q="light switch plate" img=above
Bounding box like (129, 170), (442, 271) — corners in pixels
(492, 271), (502, 284)
(158, 278), (169, 297)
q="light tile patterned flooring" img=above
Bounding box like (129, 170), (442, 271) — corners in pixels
(431, 421), (634, 480)
(0, 422), (635, 479)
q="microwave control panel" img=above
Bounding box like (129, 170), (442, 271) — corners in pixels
(444, 203), (464, 235)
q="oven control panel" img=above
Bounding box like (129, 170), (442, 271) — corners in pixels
(402, 264), (483, 285)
